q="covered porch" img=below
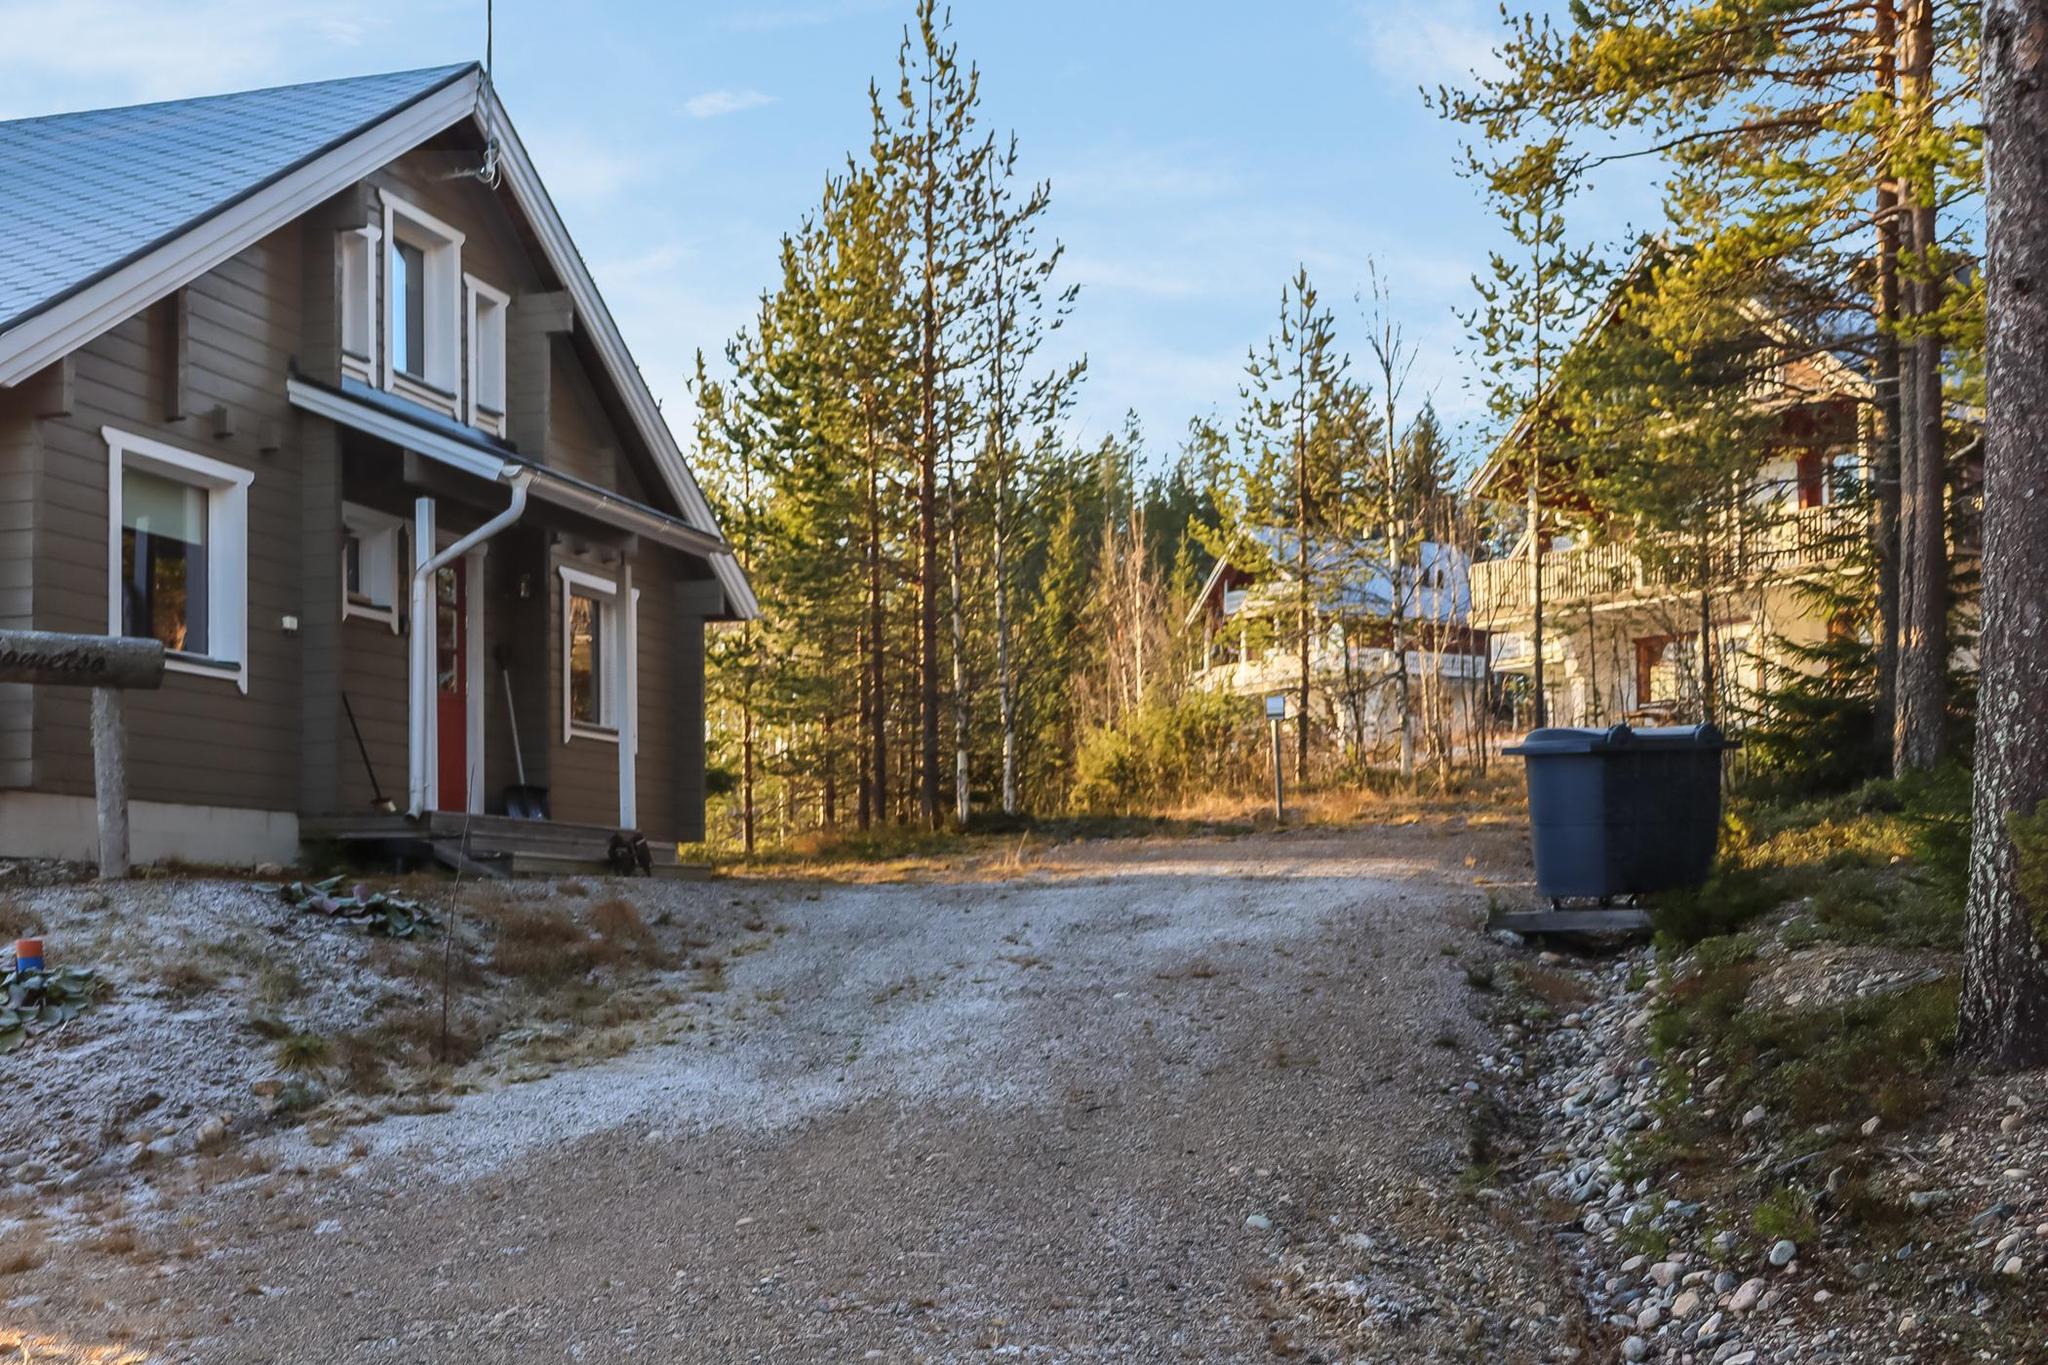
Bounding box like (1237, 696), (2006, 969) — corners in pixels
(289, 376), (723, 867)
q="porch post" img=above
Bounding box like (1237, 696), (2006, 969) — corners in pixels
(408, 496), (437, 814)
(618, 558), (638, 829)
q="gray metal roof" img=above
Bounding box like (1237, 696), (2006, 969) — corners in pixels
(0, 63), (475, 331)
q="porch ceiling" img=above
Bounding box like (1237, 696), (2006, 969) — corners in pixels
(289, 374), (731, 563)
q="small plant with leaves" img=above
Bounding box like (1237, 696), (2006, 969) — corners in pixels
(0, 963), (104, 1053)
(281, 876), (440, 938)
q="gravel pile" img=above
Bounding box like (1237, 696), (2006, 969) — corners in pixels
(1485, 935), (2048, 1364)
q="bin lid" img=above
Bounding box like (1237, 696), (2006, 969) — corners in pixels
(1504, 722), (1733, 756)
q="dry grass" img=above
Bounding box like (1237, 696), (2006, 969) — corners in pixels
(88, 1226), (138, 1257)
(1514, 964), (1595, 1014)
(489, 905), (606, 981)
(333, 1032), (393, 1094)
(0, 898), (34, 942)
(378, 1005), (485, 1068)
(590, 897), (668, 965)
(154, 955), (220, 998)
(0, 1231), (44, 1275)
(1167, 769), (1526, 829)
(487, 899), (670, 984)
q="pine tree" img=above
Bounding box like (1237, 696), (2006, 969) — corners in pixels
(882, 0), (993, 828)
(975, 135), (1082, 816)
(1460, 136), (1604, 728)
(1959, 0), (2048, 1068)
(1221, 267), (1357, 781)
(1439, 0), (1982, 764)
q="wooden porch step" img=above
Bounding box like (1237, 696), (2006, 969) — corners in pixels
(504, 850), (709, 880)
(1488, 907), (1652, 936)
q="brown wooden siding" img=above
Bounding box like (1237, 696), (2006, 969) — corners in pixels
(0, 391), (37, 788)
(13, 141), (717, 836)
(31, 230), (304, 812)
(634, 565), (676, 840)
(543, 543), (622, 828)
(674, 607), (706, 844)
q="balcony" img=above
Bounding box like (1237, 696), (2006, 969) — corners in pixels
(1470, 500), (1867, 627)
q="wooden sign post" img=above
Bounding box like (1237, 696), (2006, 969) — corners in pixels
(1265, 693), (1288, 825)
(0, 630), (166, 878)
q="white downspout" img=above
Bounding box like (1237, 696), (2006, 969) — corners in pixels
(408, 469), (533, 815)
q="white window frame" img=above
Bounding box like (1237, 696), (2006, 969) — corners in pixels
(560, 565), (625, 743)
(338, 224), (381, 385)
(104, 426), (253, 693)
(341, 502), (406, 631)
(380, 192), (464, 416)
(465, 274), (510, 437)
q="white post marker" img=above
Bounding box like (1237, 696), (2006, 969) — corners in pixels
(1265, 693), (1288, 824)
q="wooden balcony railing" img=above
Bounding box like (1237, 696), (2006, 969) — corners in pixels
(1470, 500), (1868, 626)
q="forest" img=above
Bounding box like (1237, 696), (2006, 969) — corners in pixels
(689, 0), (1987, 852)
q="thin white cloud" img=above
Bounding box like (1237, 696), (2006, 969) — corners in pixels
(0, 0), (383, 104)
(721, 0), (893, 34)
(685, 88), (776, 119)
(522, 127), (652, 206)
(1351, 0), (1503, 91)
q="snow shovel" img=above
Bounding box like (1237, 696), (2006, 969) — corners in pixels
(498, 652), (550, 820)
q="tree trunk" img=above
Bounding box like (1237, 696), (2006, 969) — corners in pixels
(996, 479), (1017, 815)
(1873, 0), (1904, 772)
(1296, 394), (1312, 785)
(741, 683), (757, 855)
(916, 78), (943, 829)
(1893, 0), (1949, 773)
(1959, 0), (2048, 1069)
(947, 450), (970, 828)
(1528, 458), (1547, 730)
(866, 427), (887, 827)
(856, 620), (872, 831)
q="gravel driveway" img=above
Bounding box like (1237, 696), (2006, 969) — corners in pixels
(11, 823), (1589, 1363)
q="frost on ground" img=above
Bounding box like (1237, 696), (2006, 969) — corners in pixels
(0, 817), (1609, 1364)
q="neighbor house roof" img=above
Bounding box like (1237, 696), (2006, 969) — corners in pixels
(1186, 528), (1472, 629)
(0, 64), (758, 619)
(0, 65), (473, 333)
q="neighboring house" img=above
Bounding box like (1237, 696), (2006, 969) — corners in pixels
(1465, 302), (1872, 729)
(1186, 531), (1489, 749)
(0, 64), (756, 869)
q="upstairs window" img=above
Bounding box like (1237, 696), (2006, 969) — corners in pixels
(338, 225), (380, 383)
(105, 427), (252, 692)
(392, 240), (426, 377)
(380, 193), (464, 413)
(466, 275), (510, 436)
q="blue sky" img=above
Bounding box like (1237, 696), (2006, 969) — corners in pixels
(0, 0), (1663, 469)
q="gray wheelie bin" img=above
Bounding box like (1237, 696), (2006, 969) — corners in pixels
(1503, 723), (1733, 903)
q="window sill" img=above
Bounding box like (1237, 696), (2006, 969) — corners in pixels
(343, 600), (401, 632)
(342, 350), (375, 384)
(389, 371), (460, 419)
(166, 652), (247, 693)
(567, 722), (619, 745)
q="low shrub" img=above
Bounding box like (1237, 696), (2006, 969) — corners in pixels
(1069, 690), (1263, 815)
(1650, 867), (1786, 950)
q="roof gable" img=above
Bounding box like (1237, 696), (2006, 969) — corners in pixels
(0, 64), (472, 332)
(0, 64), (756, 618)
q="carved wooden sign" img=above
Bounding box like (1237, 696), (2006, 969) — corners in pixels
(0, 630), (167, 879)
(0, 630), (165, 690)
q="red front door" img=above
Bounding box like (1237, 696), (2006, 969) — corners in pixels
(436, 561), (467, 811)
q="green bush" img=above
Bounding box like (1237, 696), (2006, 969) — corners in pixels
(1650, 866), (1787, 950)
(1069, 690), (1261, 814)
